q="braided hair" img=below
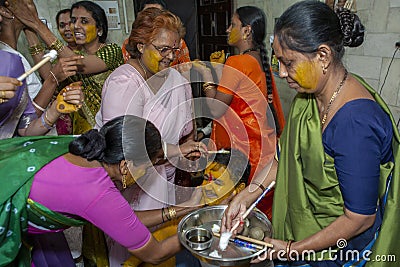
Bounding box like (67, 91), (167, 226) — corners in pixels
(236, 6), (281, 134)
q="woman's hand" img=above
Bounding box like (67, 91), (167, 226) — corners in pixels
(6, 0), (40, 28)
(51, 56), (82, 83)
(261, 238), (290, 261)
(55, 81), (84, 113)
(247, 238), (288, 263)
(61, 81), (83, 107)
(220, 194), (247, 234)
(191, 60), (214, 81)
(0, 76), (21, 103)
(179, 140), (208, 158)
(173, 62), (192, 81)
(210, 50), (226, 65)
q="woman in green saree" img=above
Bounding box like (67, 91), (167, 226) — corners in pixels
(221, 1), (399, 266)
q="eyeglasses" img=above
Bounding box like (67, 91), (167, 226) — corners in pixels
(151, 43), (181, 57)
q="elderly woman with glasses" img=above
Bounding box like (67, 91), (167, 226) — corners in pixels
(94, 7), (201, 266)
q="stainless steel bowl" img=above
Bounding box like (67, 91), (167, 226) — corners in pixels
(185, 227), (213, 251)
(178, 205), (272, 266)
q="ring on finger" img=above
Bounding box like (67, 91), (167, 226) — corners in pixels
(0, 91), (5, 98)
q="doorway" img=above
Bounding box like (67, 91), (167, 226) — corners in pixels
(196, 0), (233, 60)
(133, 0), (233, 60)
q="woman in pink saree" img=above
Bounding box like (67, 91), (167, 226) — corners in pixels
(95, 8), (199, 266)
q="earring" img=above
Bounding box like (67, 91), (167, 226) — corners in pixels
(122, 174), (127, 189)
(98, 32), (103, 37)
(242, 35), (248, 40)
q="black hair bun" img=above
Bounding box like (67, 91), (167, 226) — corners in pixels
(336, 7), (365, 47)
(69, 129), (106, 161)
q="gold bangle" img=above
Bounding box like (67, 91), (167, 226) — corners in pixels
(49, 70), (59, 87)
(286, 240), (293, 262)
(161, 207), (165, 223)
(165, 207), (171, 220)
(44, 110), (55, 126)
(49, 39), (65, 52)
(29, 44), (45, 56)
(168, 207), (177, 220)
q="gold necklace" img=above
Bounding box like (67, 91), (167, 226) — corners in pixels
(321, 69), (348, 127)
(138, 58), (148, 80)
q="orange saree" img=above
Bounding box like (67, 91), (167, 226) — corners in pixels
(211, 54), (281, 219)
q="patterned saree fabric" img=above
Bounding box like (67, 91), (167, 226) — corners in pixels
(0, 136), (76, 266)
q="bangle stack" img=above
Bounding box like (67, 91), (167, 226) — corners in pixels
(40, 111), (54, 130)
(49, 39), (65, 53)
(29, 44), (45, 56)
(168, 207), (177, 220)
(161, 207), (177, 222)
(202, 82), (217, 93)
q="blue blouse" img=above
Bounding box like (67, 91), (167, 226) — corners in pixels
(323, 99), (393, 215)
(275, 99), (394, 267)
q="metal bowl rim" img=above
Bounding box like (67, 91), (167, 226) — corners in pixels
(177, 205), (270, 263)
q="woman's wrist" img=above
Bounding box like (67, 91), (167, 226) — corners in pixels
(241, 184), (262, 206)
(202, 82), (217, 94)
(202, 67), (213, 81)
(49, 71), (60, 87)
(286, 240), (293, 261)
(160, 206), (178, 223)
(47, 102), (61, 122)
(29, 18), (44, 32)
(250, 181), (265, 192)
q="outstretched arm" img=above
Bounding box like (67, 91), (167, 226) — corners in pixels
(221, 159), (277, 233)
(23, 28), (51, 80)
(8, 0), (109, 75)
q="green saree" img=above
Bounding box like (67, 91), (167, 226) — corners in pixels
(272, 74), (400, 265)
(0, 136), (86, 266)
